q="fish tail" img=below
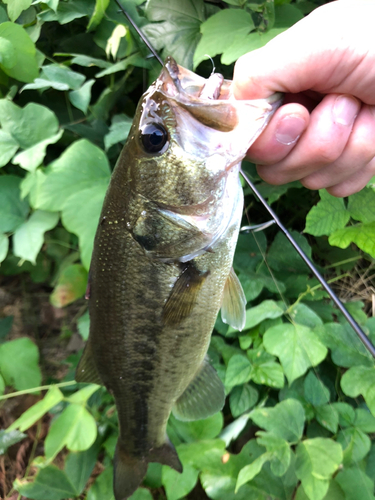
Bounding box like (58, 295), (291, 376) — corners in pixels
(113, 439), (182, 500)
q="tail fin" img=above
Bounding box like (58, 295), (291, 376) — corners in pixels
(113, 439), (182, 500)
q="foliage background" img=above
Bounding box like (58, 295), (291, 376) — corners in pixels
(1, 1), (375, 499)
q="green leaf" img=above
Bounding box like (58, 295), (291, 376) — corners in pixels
(87, 466), (114, 500)
(0, 337), (41, 390)
(295, 438), (343, 500)
(0, 23), (38, 82)
(348, 187), (375, 223)
(267, 231), (312, 274)
(50, 264), (88, 307)
(341, 366), (375, 417)
(248, 352), (285, 389)
(314, 323), (373, 368)
(225, 354), (252, 387)
(77, 311), (90, 341)
(0, 130), (18, 167)
(23, 64), (86, 92)
(69, 79), (95, 114)
(315, 405), (338, 434)
(15, 465), (76, 500)
(129, 489), (153, 500)
(194, 9), (254, 68)
(0, 315), (13, 343)
(308, 190), (349, 234)
(236, 452), (271, 492)
(304, 371), (330, 406)
(3, 0), (32, 21)
(13, 210), (59, 264)
(335, 467), (375, 500)
(0, 99), (62, 172)
(64, 447), (98, 495)
(44, 403), (97, 460)
(0, 175), (29, 232)
(229, 384), (258, 417)
(162, 462), (199, 500)
(0, 429), (26, 455)
(168, 412), (223, 443)
(295, 480), (346, 500)
(68, 384), (100, 404)
(329, 222), (375, 258)
(289, 303), (323, 329)
(87, 0), (110, 30)
(257, 432), (291, 476)
(104, 114), (132, 150)
(39, 0), (94, 24)
(35, 139), (110, 268)
(250, 399), (305, 443)
(244, 300), (284, 330)
(0, 36), (16, 68)
(0, 233), (9, 263)
(9, 386), (63, 432)
(264, 323), (327, 384)
(354, 409), (375, 433)
(337, 426), (371, 465)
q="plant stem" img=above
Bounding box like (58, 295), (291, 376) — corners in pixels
(0, 381), (77, 401)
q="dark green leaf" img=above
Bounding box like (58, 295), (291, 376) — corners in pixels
(229, 384), (258, 417)
(14, 465), (76, 500)
(0, 175), (29, 232)
(0, 316), (13, 343)
(267, 231), (312, 274)
(304, 371), (330, 407)
(348, 187), (375, 223)
(0, 337), (41, 390)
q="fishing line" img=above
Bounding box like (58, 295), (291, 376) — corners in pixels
(114, 0), (375, 359)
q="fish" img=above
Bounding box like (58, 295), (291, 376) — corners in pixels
(75, 56), (282, 500)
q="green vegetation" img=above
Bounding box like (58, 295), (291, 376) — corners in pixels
(1, 1), (375, 499)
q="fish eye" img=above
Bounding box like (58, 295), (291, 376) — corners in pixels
(140, 123), (168, 154)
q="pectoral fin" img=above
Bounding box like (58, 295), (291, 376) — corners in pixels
(163, 262), (208, 327)
(75, 340), (102, 385)
(221, 267), (246, 331)
(172, 359), (225, 421)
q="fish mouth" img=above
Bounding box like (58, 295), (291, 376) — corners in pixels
(157, 56), (282, 134)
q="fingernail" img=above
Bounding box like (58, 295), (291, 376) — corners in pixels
(275, 115), (305, 146)
(333, 95), (360, 126)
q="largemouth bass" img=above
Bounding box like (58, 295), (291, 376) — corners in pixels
(76, 57), (281, 500)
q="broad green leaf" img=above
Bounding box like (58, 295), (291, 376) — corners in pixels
(315, 405), (338, 434)
(69, 79), (95, 114)
(329, 222), (375, 258)
(250, 399), (305, 443)
(9, 386), (63, 432)
(68, 384), (100, 404)
(64, 447), (98, 496)
(69, 53), (111, 69)
(95, 53), (151, 78)
(337, 426), (371, 465)
(87, 0), (110, 30)
(104, 114), (132, 150)
(0, 337), (41, 390)
(354, 409), (375, 433)
(295, 438), (343, 500)
(0, 233), (9, 263)
(0, 130), (18, 167)
(229, 384), (258, 417)
(305, 190), (350, 236)
(194, 9), (254, 67)
(295, 480), (346, 500)
(264, 323), (327, 384)
(348, 187), (375, 223)
(3, 0), (32, 21)
(335, 467), (375, 500)
(129, 489), (153, 500)
(146, 0), (204, 22)
(244, 300), (284, 330)
(225, 354), (252, 387)
(162, 462), (199, 500)
(303, 371), (330, 407)
(257, 432), (291, 476)
(0, 429), (26, 455)
(314, 323), (373, 368)
(23, 64), (86, 91)
(0, 99), (62, 172)
(0, 23), (38, 82)
(77, 311), (90, 341)
(341, 366), (375, 416)
(50, 264), (88, 307)
(45, 403), (97, 460)
(267, 231), (312, 274)
(0, 36), (14, 67)
(289, 303), (323, 329)
(168, 412), (223, 443)
(38, 0), (94, 24)
(250, 359), (285, 389)
(13, 210), (59, 264)
(0, 175), (29, 232)
(236, 452), (271, 492)
(87, 466), (114, 500)
(14, 465), (76, 500)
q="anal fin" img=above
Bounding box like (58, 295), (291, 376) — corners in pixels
(172, 358), (225, 421)
(221, 267), (246, 331)
(75, 340), (102, 385)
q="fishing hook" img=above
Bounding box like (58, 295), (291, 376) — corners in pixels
(114, 1), (375, 359)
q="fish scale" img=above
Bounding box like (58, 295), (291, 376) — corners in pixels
(76, 56), (282, 500)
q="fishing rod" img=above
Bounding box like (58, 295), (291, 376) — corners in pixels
(115, 0), (375, 359)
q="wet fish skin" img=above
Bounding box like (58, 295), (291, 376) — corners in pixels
(76, 57), (282, 500)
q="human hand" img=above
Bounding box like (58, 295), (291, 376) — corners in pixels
(233, 0), (375, 197)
